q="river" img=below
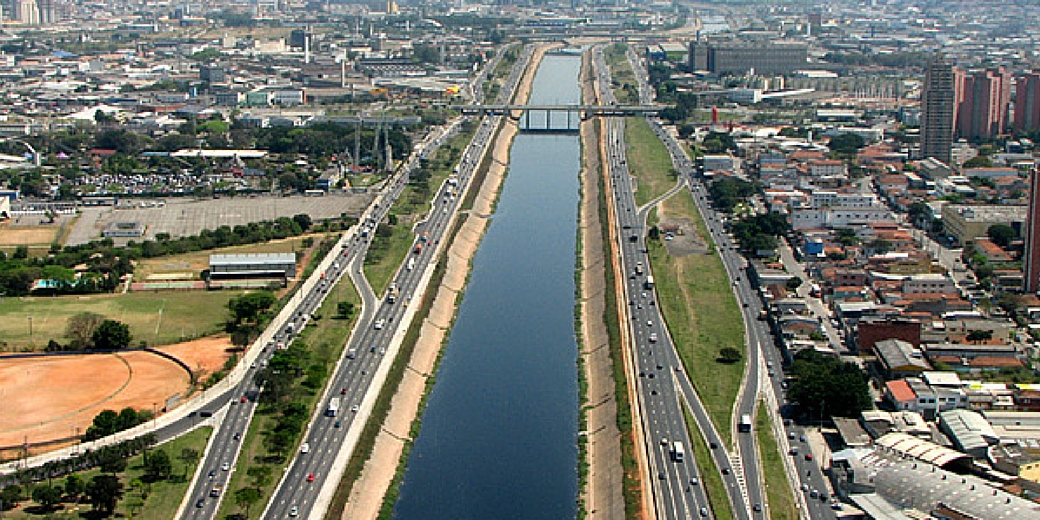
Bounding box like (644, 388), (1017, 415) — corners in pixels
(391, 54), (582, 520)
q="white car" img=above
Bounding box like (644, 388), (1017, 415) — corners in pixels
(374, 319), (385, 330)
(301, 443), (309, 454)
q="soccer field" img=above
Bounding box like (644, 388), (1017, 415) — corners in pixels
(0, 290), (245, 351)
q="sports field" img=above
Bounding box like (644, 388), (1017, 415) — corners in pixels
(0, 336), (230, 456)
(0, 290), (244, 351)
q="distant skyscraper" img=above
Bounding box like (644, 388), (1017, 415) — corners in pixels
(1014, 72), (1040, 134)
(1025, 169), (1040, 293)
(956, 67), (1011, 140)
(921, 56), (957, 165)
(16, 0), (39, 25)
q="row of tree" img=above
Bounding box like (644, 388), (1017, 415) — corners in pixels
(45, 313), (133, 352)
(0, 214), (321, 298)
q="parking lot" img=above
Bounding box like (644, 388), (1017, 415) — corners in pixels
(66, 192), (376, 245)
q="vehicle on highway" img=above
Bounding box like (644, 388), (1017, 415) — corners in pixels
(326, 397), (342, 417)
(738, 413), (753, 432)
(649, 332), (658, 342)
(301, 443), (310, 454)
(307, 473), (315, 482)
(671, 441), (685, 462)
(233, 432), (241, 441)
(700, 507), (708, 516)
(334, 420), (341, 428)
(351, 404), (359, 413)
(690, 477), (698, 485)
(208, 469), (216, 478)
(375, 319), (385, 330)
(221, 462), (230, 471)
(805, 453), (813, 461)
(210, 484), (223, 497)
(290, 505), (299, 516)
(196, 498), (205, 508)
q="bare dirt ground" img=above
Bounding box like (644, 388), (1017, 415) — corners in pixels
(0, 336), (231, 458)
(661, 217), (710, 257)
(337, 45), (555, 520)
(579, 52), (625, 520)
(0, 225), (60, 246)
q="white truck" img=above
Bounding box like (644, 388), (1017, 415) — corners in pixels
(326, 397), (342, 417)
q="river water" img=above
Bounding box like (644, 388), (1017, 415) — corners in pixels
(391, 54), (582, 520)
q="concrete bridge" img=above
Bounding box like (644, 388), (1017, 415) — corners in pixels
(453, 104), (661, 133)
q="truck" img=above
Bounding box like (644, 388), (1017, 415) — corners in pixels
(387, 284), (399, 304)
(210, 484), (223, 497)
(671, 441), (685, 462)
(738, 413), (752, 433)
(326, 397), (342, 417)
(644, 275), (655, 290)
(407, 257), (416, 271)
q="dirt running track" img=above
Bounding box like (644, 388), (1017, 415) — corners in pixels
(0, 336), (231, 457)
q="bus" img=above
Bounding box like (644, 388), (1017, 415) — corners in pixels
(738, 414), (752, 433)
(326, 397), (342, 417)
(671, 441), (685, 462)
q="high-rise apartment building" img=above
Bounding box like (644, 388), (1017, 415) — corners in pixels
(1024, 169), (1040, 293)
(956, 67), (1011, 140)
(1014, 72), (1040, 134)
(921, 57), (957, 165)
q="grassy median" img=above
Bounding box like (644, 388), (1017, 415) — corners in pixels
(683, 404), (734, 520)
(215, 239), (362, 520)
(756, 405), (798, 520)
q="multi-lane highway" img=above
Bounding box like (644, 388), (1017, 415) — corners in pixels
(593, 46), (740, 520)
(259, 48), (536, 520)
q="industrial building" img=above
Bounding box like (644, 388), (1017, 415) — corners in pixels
(209, 253), (297, 279)
(687, 39), (808, 75)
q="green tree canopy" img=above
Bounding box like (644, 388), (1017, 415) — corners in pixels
(86, 475), (124, 515)
(787, 350), (872, 419)
(987, 224), (1016, 248)
(143, 448), (173, 481)
(92, 319), (131, 350)
(32, 484), (63, 510)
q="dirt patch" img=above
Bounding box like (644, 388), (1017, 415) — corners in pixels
(0, 336), (232, 458)
(0, 226), (60, 246)
(157, 335), (235, 378)
(660, 217), (709, 257)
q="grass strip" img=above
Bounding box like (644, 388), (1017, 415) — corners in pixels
(682, 404), (734, 520)
(756, 404), (798, 520)
(593, 118), (641, 519)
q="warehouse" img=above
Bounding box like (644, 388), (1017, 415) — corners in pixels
(209, 253), (297, 279)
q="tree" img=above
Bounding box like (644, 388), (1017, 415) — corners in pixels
(227, 291), (277, 325)
(967, 330), (993, 344)
(143, 449), (173, 481)
(247, 465), (273, 490)
(85, 475), (123, 516)
(64, 474), (84, 498)
(1, 485), (22, 508)
(827, 133), (866, 156)
(718, 347), (742, 363)
(337, 301), (355, 319)
(92, 319), (131, 350)
(235, 487), (262, 516)
(179, 448), (201, 478)
(785, 277), (803, 291)
(987, 224), (1016, 248)
(787, 350), (872, 420)
(963, 155), (992, 168)
(32, 484), (63, 510)
(99, 456), (127, 475)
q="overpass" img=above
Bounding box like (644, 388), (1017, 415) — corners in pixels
(452, 104), (662, 133)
